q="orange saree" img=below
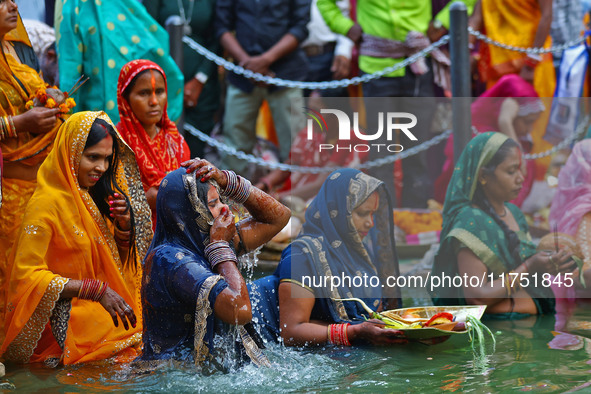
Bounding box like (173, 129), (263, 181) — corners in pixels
(478, 0), (556, 183)
(478, 0), (555, 97)
(0, 17), (60, 303)
(0, 111), (152, 366)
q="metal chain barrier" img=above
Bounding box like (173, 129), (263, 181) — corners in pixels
(186, 116), (589, 172)
(184, 123), (452, 173)
(183, 30), (585, 89)
(181, 29), (588, 170)
(182, 35), (450, 90)
(523, 116), (589, 160)
(468, 27), (585, 55)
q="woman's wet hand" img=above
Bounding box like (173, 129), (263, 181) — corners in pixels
(349, 321), (409, 345)
(210, 206), (236, 243)
(98, 287), (137, 330)
(109, 192), (131, 231)
(181, 158), (227, 189)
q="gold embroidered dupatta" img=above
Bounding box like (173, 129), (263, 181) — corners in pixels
(1, 111), (152, 365)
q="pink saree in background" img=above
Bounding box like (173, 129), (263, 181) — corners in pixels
(434, 75), (542, 205)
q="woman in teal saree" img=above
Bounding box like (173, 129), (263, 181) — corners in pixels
(430, 132), (575, 318)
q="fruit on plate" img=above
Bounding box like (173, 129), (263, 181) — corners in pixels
(425, 312), (454, 327)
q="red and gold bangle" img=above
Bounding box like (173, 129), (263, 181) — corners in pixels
(78, 279), (107, 301)
(343, 323), (351, 346)
(328, 323), (351, 346)
(96, 282), (108, 301)
(0, 117), (7, 140)
(7, 115), (16, 138)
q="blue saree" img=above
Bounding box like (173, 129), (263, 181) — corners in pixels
(141, 169), (268, 368)
(250, 169), (401, 343)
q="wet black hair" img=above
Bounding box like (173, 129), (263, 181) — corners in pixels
(472, 138), (522, 267)
(84, 118), (137, 267)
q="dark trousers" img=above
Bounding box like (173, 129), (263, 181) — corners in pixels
(362, 65), (436, 208)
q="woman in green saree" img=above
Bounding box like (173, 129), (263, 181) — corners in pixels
(431, 132), (575, 317)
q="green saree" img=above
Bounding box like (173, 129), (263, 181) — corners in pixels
(430, 132), (554, 316)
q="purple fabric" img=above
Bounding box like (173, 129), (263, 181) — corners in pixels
(549, 139), (591, 236)
(471, 74), (541, 133)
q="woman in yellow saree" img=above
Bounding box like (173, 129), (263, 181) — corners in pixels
(471, 0), (555, 97)
(0, 111), (152, 366)
(0, 2), (62, 312)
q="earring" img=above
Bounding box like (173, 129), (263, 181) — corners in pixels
(480, 179), (487, 186)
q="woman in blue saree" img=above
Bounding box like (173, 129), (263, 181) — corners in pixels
(140, 159), (290, 367)
(430, 132), (575, 318)
(250, 169), (404, 346)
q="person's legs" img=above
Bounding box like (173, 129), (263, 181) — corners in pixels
(362, 67), (436, 208)
(266, 87), (305, 163)
(221, 84), (263, 175)
(362, 77), (403, 205)
(399, 67), (435, 208)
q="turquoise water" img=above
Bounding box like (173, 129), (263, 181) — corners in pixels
(2, 301), (590, 392)
(2, 259), (591, 392)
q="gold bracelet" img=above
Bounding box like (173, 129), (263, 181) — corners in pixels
(7, 115), (16, 138)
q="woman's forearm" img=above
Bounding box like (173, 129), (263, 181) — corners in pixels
(60, 279), (82, 300)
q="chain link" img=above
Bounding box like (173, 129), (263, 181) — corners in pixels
(184, 123), (452, 173)
(182, 35), (450, 90)
(185, 117), (589, 172)
(523, 116), (589, 160)
(181, 29), (588, 168)
(184, 30), (585, 89)
(468, 27), (585, 55)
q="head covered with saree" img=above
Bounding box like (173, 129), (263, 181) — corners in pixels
(1, 111), (152, 365)
(549, 139), (591, 237)
(148, 167), (214, 256)
(142, 169), (268, 367)
(116, 59), (190, 193)
(290, 168), (400, 323)
(471, 75), (544, 135)
(431, 132), (554, 313)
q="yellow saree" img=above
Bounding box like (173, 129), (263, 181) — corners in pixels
(478, 0), (555, 97)
(0, 16), (61, 295)
(478, 0), (556, 183)
(0, 111), (152, 366)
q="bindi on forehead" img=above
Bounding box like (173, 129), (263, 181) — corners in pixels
(150, 70), (156, 91)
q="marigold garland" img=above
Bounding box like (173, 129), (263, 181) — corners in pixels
(393, 210), (443, 235)
(25, 85), (77, 114)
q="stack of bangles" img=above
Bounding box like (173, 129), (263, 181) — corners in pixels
(205, 240), (238, 269)
(327, 323), (351, 346)
(0, 115), (17, 140)
(114, 224), (131, 248)
(220, 170), (252, 204)
(504, 270), (522, 297)
(78, 278), (108, 301)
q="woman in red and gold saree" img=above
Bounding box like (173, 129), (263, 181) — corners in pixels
(117, 59), (190, 222)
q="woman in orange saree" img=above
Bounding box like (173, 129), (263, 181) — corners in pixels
(472, 0), (555, 97)
(1, 111), (152, 366)
(0, 3), (62, 327)
(470, 0), (556, 189)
